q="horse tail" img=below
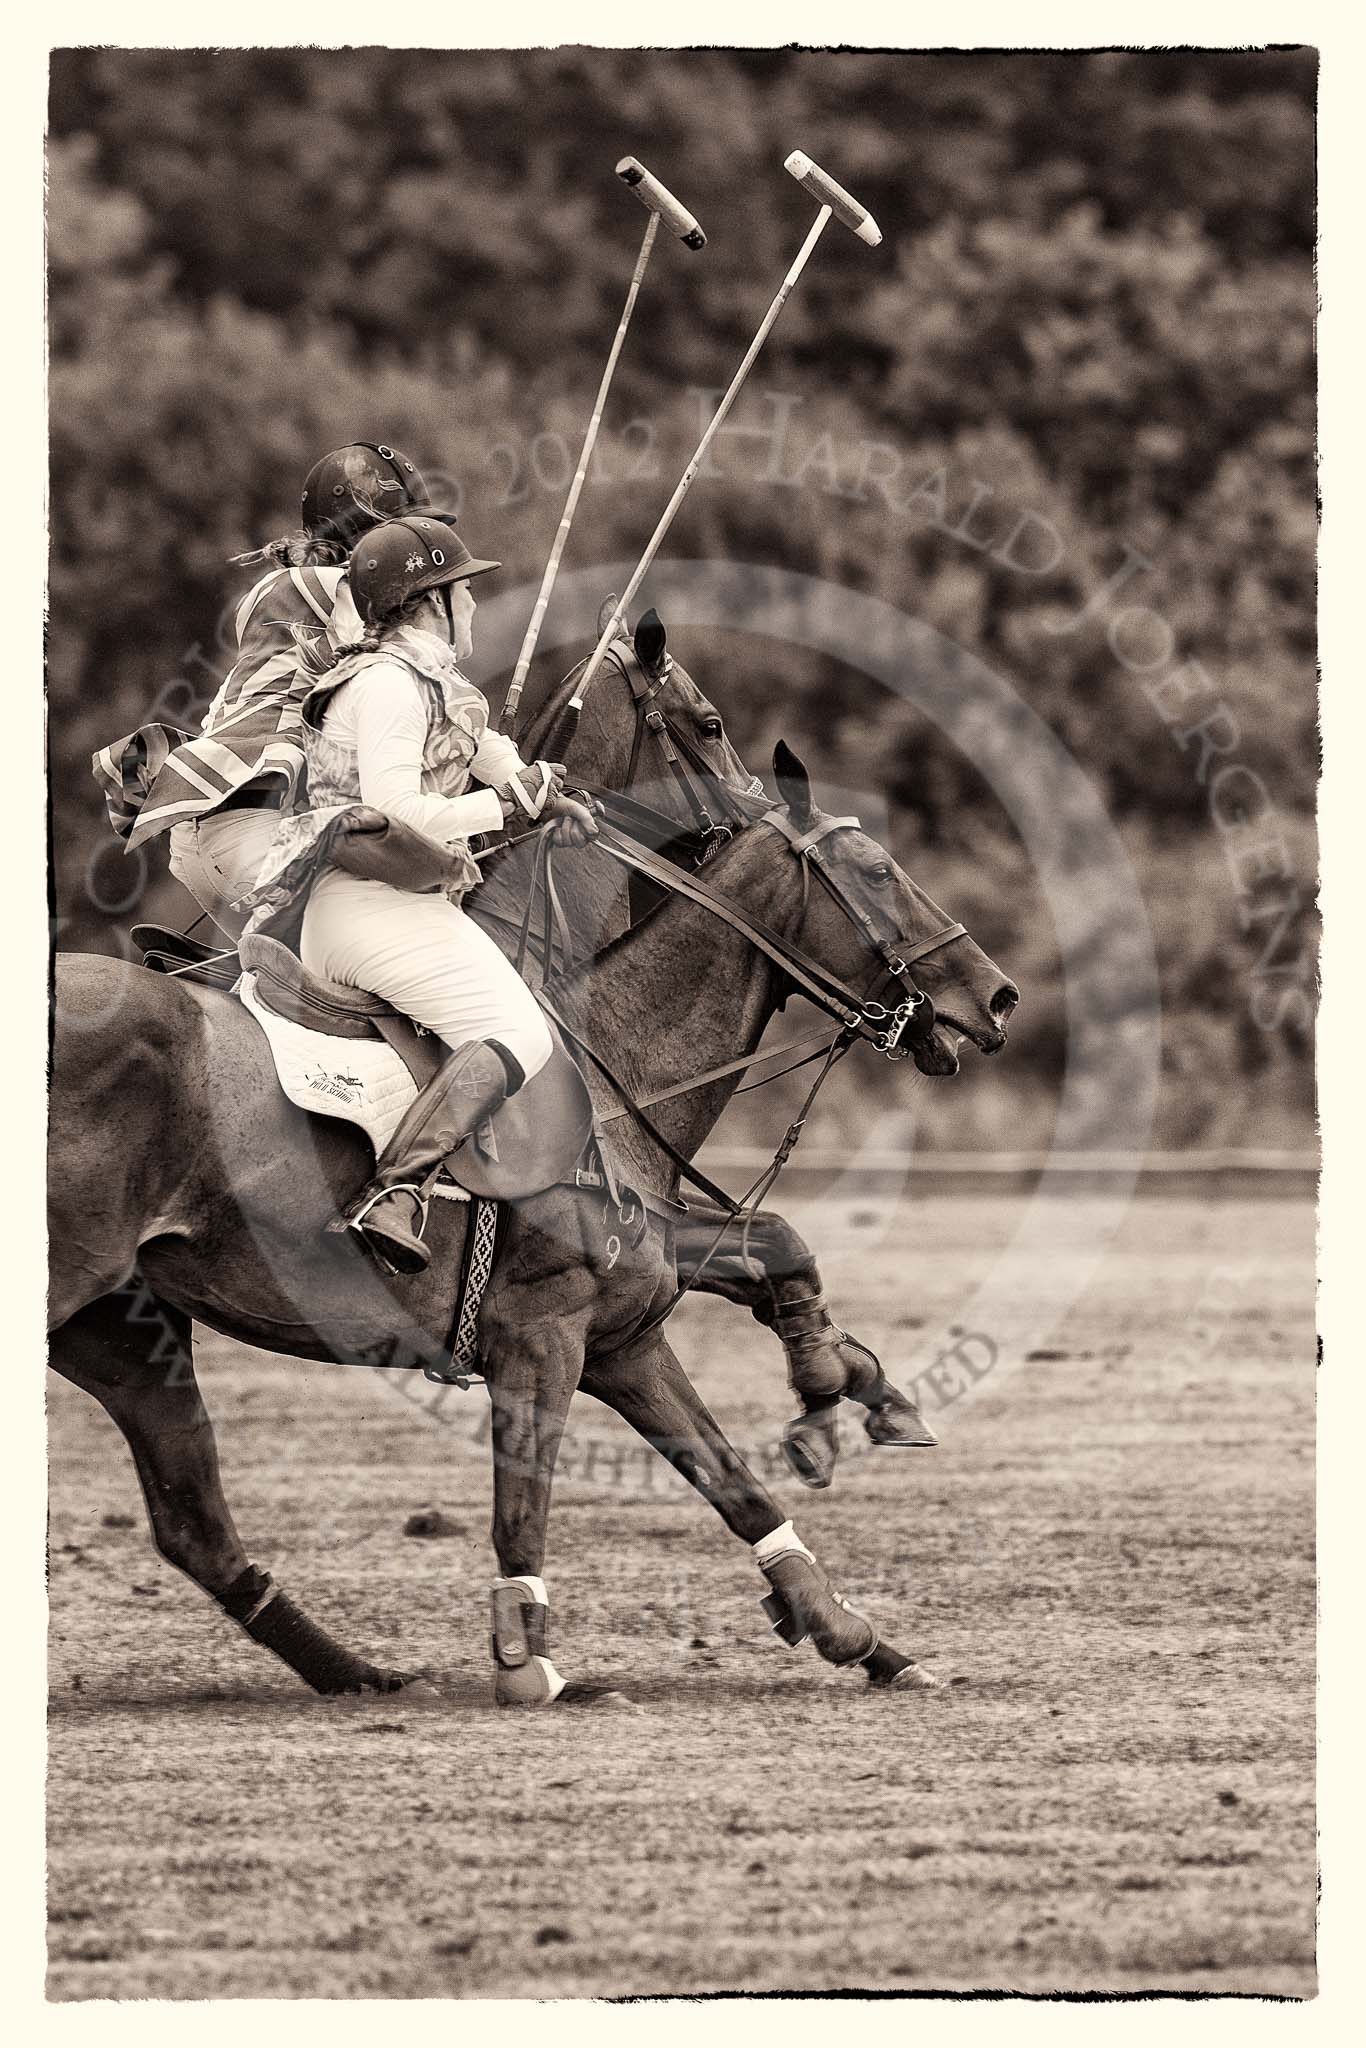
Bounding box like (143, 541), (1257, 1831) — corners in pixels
(48, 956), (206, 1330)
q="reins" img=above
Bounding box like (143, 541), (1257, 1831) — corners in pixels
(582, 1027), (854, 1365)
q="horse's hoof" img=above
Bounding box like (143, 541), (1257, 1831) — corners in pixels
(863, 1386), (938, 1448)
(890, 1662), (944, 1691)
(323, 1670), (413, 1704)
(392, 1673), (441, 1699)
(781, 1408), (839, 1489)
(869, 1660), (944, 1692)
(322, 1666), (412, 1698)
(861, 1638), (944, 1691)
(558, 1682), (643, 1712)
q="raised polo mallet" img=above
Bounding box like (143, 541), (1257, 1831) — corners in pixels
(499, 158), (706, 733)
(550, 151), (881, 743)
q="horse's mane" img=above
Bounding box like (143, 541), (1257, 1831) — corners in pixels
(507, 656), (587, 760)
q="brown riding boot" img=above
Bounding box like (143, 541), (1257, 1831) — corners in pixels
(335, 1039), (521, 1276)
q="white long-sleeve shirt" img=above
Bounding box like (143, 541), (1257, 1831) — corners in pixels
(326, 659), (526, 844)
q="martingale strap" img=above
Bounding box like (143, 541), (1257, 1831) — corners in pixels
(596, 1021), (844, 1122)
(540, 992), (744, 1215)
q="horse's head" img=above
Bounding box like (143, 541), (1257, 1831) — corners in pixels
(622, 604), (758, 806)
(767, 742), (1019, 1077)
(526, 598), (757, 862)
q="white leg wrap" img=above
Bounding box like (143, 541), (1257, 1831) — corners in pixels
(494, 1574), (548, 1606)
(753, 1521), (815, 1568)
(490, 1574), (566, 1706)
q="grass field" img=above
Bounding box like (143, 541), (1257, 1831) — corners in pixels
(46, 1190), (1316, 2000)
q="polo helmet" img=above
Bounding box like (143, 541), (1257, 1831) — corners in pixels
(301, 441), (431, 547)
(349, 517), (500, 628)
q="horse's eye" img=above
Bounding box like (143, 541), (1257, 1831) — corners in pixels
(701, 719), (724, 739)
(868, 864), (894, 886)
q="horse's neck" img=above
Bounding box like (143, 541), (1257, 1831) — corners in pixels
(553, 837), (795, 1177)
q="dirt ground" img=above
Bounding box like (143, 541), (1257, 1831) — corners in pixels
(46, 1190), (1316, 2001)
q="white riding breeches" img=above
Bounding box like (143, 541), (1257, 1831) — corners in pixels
(300, 868), (554, 1084)
(168, 810), (284, 938)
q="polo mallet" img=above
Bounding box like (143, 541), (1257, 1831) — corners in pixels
(545, 151), (881, 752)
(499, 158), (706, 733)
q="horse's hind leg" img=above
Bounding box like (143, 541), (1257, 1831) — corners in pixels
(674, 1203), (936, 1489)
(581, 1332), (940, 1691)
(49, 1282), (409, 1696)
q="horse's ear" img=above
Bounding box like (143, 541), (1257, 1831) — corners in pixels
(635, 607), (668, 675)
(773, 740), (816, 828)
(597, 592), (622, 639)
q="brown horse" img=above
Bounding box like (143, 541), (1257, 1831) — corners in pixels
(484, 602), (938, 1484)
(49, 746), (1016, 1705)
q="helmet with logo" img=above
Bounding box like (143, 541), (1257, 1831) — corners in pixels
(349, 517), (501, 628)
(300, 442), (433, 547)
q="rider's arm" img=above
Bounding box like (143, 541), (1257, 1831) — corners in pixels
(348, 665), (505, 841)
(468, 724), (529, 791)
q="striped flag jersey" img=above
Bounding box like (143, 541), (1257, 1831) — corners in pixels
(93, 563), (361, 852)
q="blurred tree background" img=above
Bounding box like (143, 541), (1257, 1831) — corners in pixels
(47, 47), (1316, 1152)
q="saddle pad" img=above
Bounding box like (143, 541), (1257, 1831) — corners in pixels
(239, 969), (441, 1164)
(238, 972), (595, 1200)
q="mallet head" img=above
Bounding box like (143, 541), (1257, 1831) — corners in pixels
(784, 150), (882, 247)
(616, 157), (706, 250)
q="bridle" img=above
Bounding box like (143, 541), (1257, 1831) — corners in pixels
(517, 635), (761, 870)
(608, 638), (760, 863)
(763, 807), (966, 1057)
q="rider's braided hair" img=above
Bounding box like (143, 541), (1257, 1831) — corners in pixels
(330, 590), (439, 659)
(229, 532), (350, 570)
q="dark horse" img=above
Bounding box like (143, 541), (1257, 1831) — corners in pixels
(49, 742), (1016, 1705)
(483, 602), (941, 1485)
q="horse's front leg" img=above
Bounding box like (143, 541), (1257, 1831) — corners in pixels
(675, 1202), (936, 1489)
(581, 1331), (940, 1692)
(480, 1309), (587, 1708)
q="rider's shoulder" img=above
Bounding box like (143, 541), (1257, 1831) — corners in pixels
(335, 651), (429, 712)
(235, 562), (347, 642)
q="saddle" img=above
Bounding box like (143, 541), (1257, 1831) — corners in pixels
(237, 934), (594, 1201)
(136, 804), (596, 1202)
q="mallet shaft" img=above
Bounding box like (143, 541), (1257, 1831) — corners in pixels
(501, 210), (661, 732)
(570, 205), (834, 708)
